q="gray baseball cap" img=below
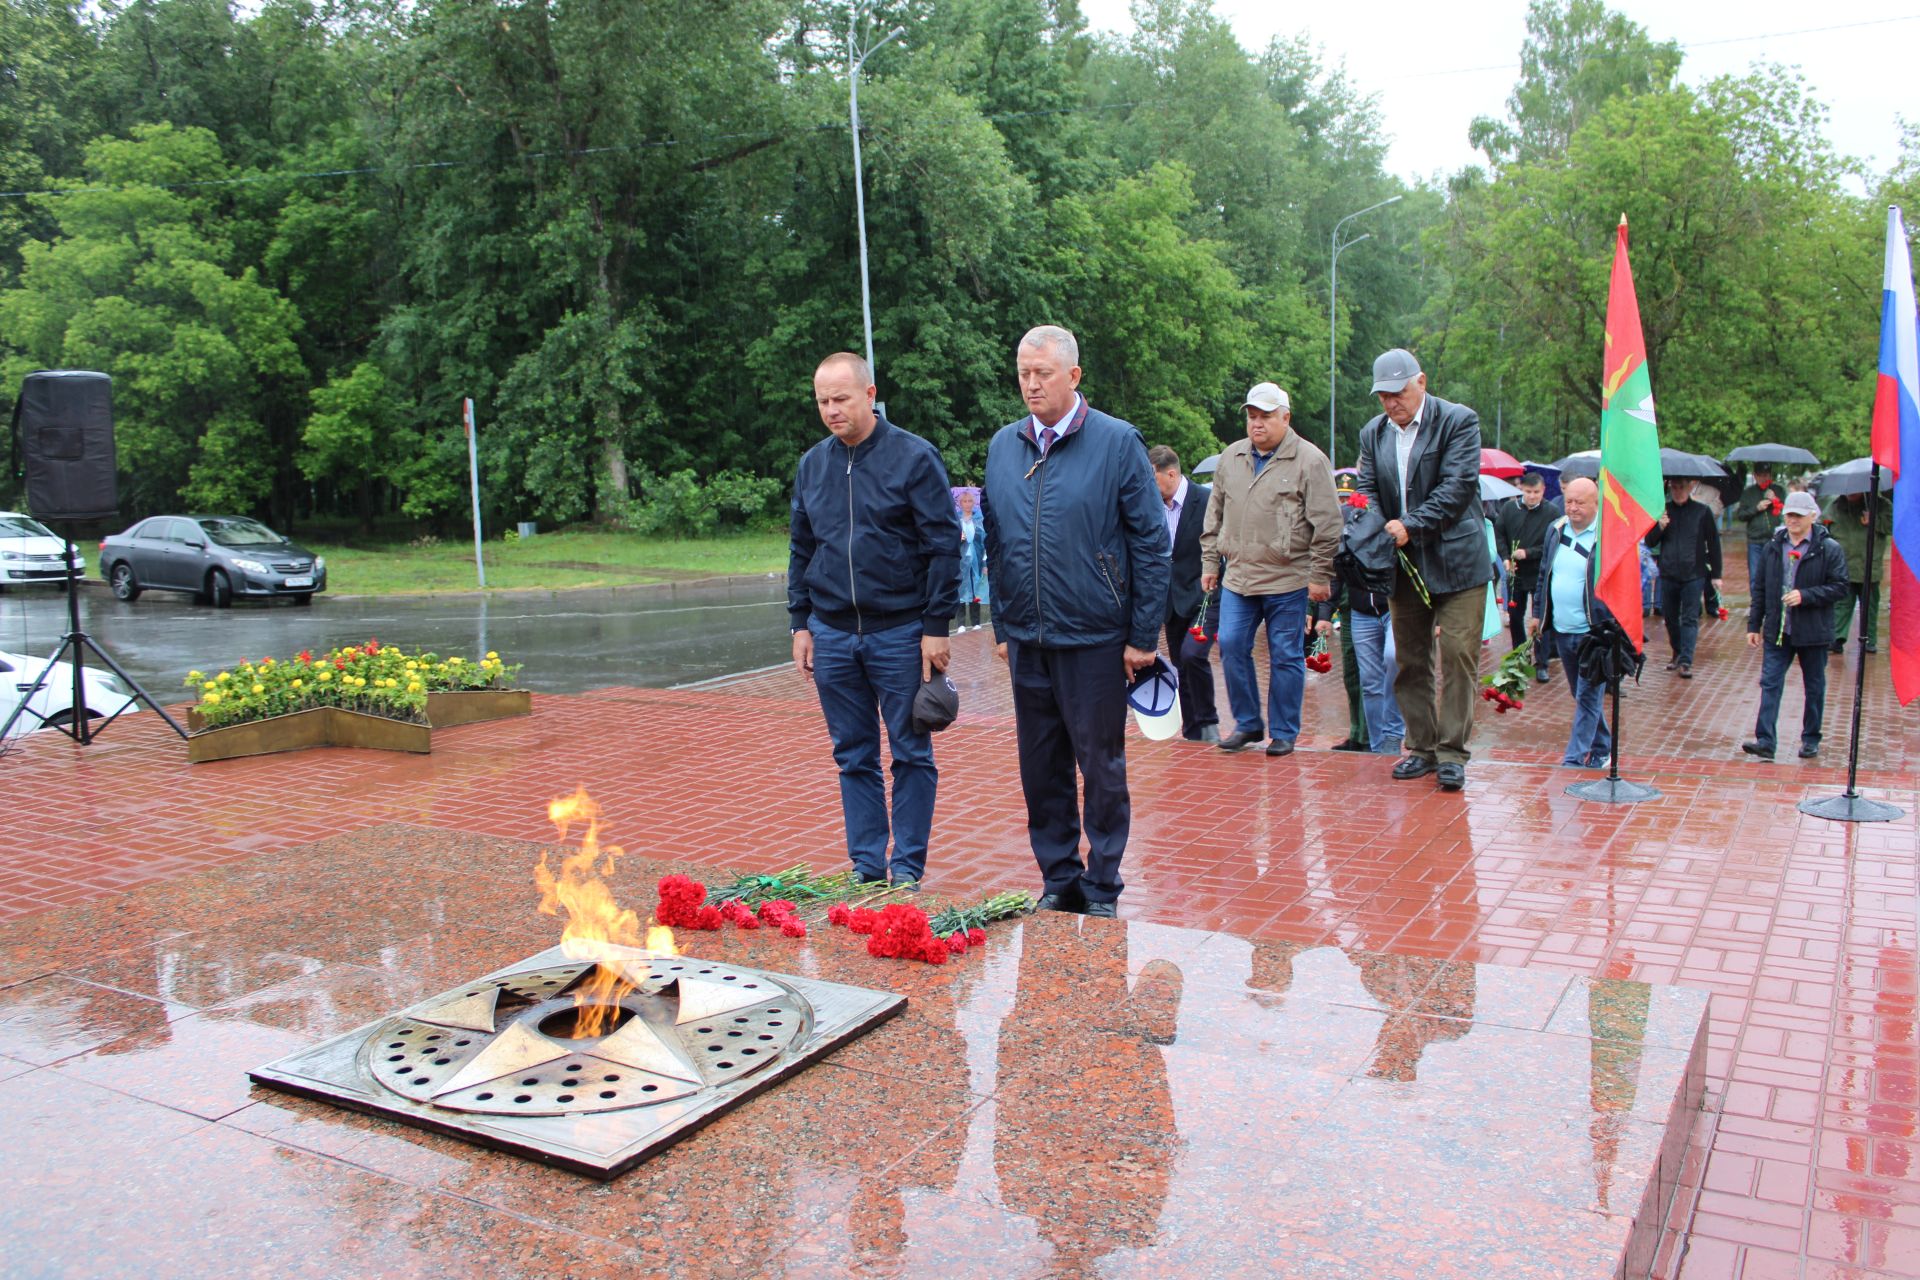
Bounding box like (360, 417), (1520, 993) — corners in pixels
(1371, 348), (1422, 394)
(1782, 491), (1820, 517)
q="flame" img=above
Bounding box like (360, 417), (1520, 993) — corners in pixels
(647, 924), (679, 956)
(536, 787), (644, 1037)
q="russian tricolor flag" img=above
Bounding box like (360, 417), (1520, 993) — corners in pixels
(1876, 206), (1920, 704)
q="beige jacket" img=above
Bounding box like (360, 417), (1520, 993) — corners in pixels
(1199, 430), (1342, 595)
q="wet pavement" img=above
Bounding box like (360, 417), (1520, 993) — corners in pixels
(0, 577), (794, 695)
(1, 564), (1918, 1277)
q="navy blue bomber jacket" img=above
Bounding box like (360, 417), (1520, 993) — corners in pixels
(980, 401), (1169, 651)
(788, 416), (960, 636)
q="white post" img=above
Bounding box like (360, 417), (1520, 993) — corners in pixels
(464, 398), (486, 590)
(848, 14), (903, 386)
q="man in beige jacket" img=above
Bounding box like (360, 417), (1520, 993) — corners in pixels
(1200, 383), (1343, 756)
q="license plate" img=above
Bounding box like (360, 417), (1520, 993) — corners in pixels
(284, 575), (313, 588)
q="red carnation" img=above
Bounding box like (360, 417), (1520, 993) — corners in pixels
(967, 928), (986, 946)
(1348, 492), (1370, 510)
(922, 943), (948, 965)
(827, 904), (851, 927)
(781, 920), (806, 939)
(945, 934), (968, 955)
(693, 904), (723, 930)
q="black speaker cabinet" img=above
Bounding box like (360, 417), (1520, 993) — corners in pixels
(14, 370), (119, 535)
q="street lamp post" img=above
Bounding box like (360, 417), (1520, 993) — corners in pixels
(1328, 195), (1402, 467)
(848, 13), (904, 388)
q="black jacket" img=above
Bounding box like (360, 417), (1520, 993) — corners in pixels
(1355, 393), (1494, 596)
(1748, 523), (1849, 648)
(981, 401), (1169, 651)
(1644, 499), (1721, 582)
(788, 416), (959, 635)
(1493, 496), (1563, 590)
(1167, 479), (1211, 621)
(1531, 516), (1617, 637)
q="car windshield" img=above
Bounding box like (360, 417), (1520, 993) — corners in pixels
(198, 517), (284, 548)
(0, 515), (56, 539)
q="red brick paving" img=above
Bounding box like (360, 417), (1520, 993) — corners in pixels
(0, 567), (1916, 1278)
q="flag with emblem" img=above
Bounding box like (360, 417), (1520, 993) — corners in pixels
(1873, 205), (1918, 704)
(1595, 216), (1664, 653)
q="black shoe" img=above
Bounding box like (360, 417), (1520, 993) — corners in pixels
(1217, 730), (1263, 753)
(1186, 724), (1221, 744)
(1798, 743), (1820, 759)
(1392, 755), (1436, 780)
(1535, 670), (1552, 684)
(1265, 738), (1295, 757)
(1676, 664), (1692, 679)
(1741, 741), (1775, 760)
(855, 871), (889, 886)
(1435, 762), (1466, 792)
(1082, 901), (1117, 919)
(1331, 738), (1368, 752)
(1033, 892), (1083, 914)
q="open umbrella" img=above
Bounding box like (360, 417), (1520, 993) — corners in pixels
(1812, 457), (1897, 499)
(1479, 474), (1521, 503)
(1479, 447), (1525, 478)
(1194, 453), (1221, 477)
(1658, 448), (1727, 479)
(1552, 450), (1601, 479)
(1519, 461), (1563, 502)
(1726, 443), (1820, 467)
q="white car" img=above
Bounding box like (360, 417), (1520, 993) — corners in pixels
(0, 648), (138, 737)
(0, 512), (84, 589)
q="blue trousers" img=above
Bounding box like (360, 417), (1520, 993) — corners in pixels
(808, 619), (936, 882)
(1348, 610), (1406, 750)
(1550, 630), (1612, 766)
(1746, 542), (1768, 594)
(1752, 640), (1828, 753)
(1007, 640), (1129, 905)
(1658, 576), (1703, 664)
(1218, 587), (1308, 742)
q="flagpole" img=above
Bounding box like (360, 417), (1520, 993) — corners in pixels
(1800, 466), (1904, 823)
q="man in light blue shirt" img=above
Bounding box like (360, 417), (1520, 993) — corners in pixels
(1528, 477), (1612, 769)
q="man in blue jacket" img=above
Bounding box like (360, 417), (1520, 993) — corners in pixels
(789, 352), (960, 888)
(981, 326), (1169, 919)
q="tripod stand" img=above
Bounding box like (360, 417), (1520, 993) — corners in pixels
(0, 539), (188, 744)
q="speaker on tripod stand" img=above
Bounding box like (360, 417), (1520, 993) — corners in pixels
(2, 371), (187, 744)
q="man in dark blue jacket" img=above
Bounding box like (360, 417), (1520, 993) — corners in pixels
(981, 326), (1169, 918)
(1742, 491), (1849, 760)
(789, 352), (960, 887)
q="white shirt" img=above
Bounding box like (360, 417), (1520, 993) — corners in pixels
(1391, 393), (1426, 516)
(1162, 476), (1188, 550)
(1032, 394), (1083, 453)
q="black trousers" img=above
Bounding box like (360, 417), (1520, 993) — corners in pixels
(1007, 639), (1130, 905)
(1165, 613), (1218, 736)
(1506, 579), (1544, 663)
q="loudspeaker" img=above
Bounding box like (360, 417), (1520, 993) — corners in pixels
(13, 370), (118, 532)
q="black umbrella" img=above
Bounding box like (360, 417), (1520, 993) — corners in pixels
(1812, 457), (1897, 499)
(1726, 443), (1820, 467)
(1659, 448), (1727, 479)
(1551, 451), (1601, 479)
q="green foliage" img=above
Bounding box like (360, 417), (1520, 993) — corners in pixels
(626, 469), (786, 539)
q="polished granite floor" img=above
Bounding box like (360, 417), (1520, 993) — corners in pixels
(0, 826), (1707, 1279)
(2, 565), (1917, 1278)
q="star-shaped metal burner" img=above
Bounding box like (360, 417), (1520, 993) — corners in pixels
(250, 944), (904, 1178)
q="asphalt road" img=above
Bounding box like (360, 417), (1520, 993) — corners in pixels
(0, 576), (795, 697)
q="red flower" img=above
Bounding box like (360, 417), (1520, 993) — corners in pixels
(827, 904), (851, 927)
(1348, 492), (1370, 510)
(781, 920), (806, 939)
(1717, 606), (1730, 621)
(365, 638), (380, 654)
(945, 934), (968, 955)
(967, 928), (986, 947)
(334, 657), (348, 669)
(921, 943), (948, 965)
(693, 904), (723, 931)
(296, 649), (313, 665)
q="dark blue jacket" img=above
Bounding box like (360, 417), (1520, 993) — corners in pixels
(1748, 522), (1848, 647)
(788, 416), (959, 635)
(980, 400), (1168, 650)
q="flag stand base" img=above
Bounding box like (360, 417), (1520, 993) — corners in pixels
(1566, 777), (1662, 804)
(1798, 793), (1904, 824)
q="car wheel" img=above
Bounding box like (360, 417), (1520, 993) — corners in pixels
(208, 568), (233, 609)
(110, 562), (142, 601)
(291, 593), (313, 606)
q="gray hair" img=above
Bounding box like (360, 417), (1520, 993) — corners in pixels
(816, 351), (874, 385)
(1018, 325), (1079, 367)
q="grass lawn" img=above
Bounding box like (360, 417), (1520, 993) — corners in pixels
(307, 528), (789, 595)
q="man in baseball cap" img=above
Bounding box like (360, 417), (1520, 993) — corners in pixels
(1370, 348), (1422, 394)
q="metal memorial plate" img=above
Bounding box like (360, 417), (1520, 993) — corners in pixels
(249, 944), (905, 1179)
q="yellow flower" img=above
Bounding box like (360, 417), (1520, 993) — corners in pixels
(448, 656), (463, 666)
(317, 670), (333, 683)
(187, 670), (204, 683)
(251, 683), (264, 694)
(407, 681), (421, 693)
(217, 671), (231, 683)
(353, 676), (366, 687)
(405, 661), (418, 671)
(204, 691), (221, 705)
(203, 681), (218, 692)
(291, 679), (303, 690)
(485, 651), (498, 660)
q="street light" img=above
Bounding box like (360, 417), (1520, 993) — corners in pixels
(1328, 194), (1402, 467)
(848, 13), (904, 390)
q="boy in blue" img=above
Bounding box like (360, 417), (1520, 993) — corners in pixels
(1528, 477), (1612, 769)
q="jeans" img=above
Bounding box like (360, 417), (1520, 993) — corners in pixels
(1550, 629), (1611, 765)
(1007, 639), (1130, 904)
(1338, 606), (1368, 747)
(1659, 576), (1703, 664)
(1349, 610), (1406, 750)
(1746, 542), (1768, 594)
(1218, 587), (1308, 742)
(1752, 640), (1828, 753)
(808, 619), (936, 882)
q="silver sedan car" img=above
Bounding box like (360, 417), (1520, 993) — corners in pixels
(98, 515), (327, 607)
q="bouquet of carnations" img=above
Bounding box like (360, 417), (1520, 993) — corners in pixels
(1305, 632), (1333, 673)
(1479, 645), (1534, 714)
(827, 890), (1033, 964)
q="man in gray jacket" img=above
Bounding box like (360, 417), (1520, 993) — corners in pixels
(1200, 382), (1342, 757)
(1355, 349), (1493, 793)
